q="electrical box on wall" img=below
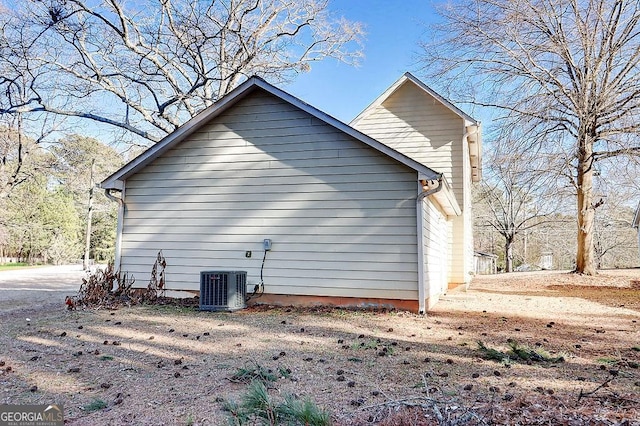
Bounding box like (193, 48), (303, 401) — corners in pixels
(263, 239), (272, 251)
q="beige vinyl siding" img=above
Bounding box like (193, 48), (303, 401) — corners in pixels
(119, 90), (420, 300)
(449, 215), (466, 283)
(353, 81), (475, 286)
(422, 198), (449, 303)
(449, 140), (473, 284)
(352, 82), (465, 204)
(450, 126), (474, 284)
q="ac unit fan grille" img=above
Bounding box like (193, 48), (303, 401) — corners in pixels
(200, 271), (247, 311)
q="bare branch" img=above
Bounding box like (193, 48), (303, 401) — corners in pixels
(0, 0), (364, 142)
(422, 0), (640, 274)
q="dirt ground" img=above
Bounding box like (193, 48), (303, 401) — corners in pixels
(1, 269), (639, 425)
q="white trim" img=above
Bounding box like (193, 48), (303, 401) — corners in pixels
(114, 186), (125, 272)
(431, 178), (462, 217)
(103, 187), (125, 272)
(350, 72), (479, 127)
(416, 182), (426, 314)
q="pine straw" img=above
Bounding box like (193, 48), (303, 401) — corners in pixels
(0, 270), (638, 425)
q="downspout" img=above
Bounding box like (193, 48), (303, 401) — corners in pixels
(416, 175), (444, 314)
(104, 187), (125, 272)
(462, 124), (480, 282)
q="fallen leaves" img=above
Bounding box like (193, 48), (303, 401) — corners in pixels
(0, 271), (638, 424)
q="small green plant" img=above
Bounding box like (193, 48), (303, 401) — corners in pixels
(350, 339), (378, 350)
(224, 381), (274, 425)
(100, 355), (114, 361)
(277, 366), (291, 379)
(185, 414), (194, 426)
(82, 399), (107, 413)
(230, 361), (278, 384)
(596, 357), (619, 365)
(478, 341), (565, 364)
(477, 341), (508, 362)
(279, 394), (332, 425)
(380, 344), (395, 356)
(507, 340), (565, 363)
(366, 340), (380, 350)
(225, 381), (331, 426)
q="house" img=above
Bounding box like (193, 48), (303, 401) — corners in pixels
(101, 73), (481, 313)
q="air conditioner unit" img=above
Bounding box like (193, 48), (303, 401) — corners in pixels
(200, 271), (247, 311)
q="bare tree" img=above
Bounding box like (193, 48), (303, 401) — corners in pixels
(51, 134), (124, 266)
(0, 121), (27, 199)
(0, 4), (66, 198)
(475, 139), (565, 272)
(1, 0), (364, 143)
(0, 116), (59, 198)
(593, 207), (637, 268)
(421, 0), (640, 275)
(588, 155), (640, 268)
(0, 9), (35, 197)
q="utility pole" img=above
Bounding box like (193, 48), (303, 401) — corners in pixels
(83, 159), (95, 271)
(523, 229), (528, 265)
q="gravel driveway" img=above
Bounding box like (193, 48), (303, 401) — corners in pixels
(0, 265), (89, 314)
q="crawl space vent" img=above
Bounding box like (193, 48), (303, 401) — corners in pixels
(200, 271), (247, 311)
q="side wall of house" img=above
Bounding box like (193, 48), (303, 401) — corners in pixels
(352, 82), (472, 286)
(449, 128), (474, 285)
(352, 82), (465, 203)
(421, 197), (449, 308)
(119, 90), (421, 301)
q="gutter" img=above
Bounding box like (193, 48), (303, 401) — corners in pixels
(416, 176), (444, 314)
(104, 187), (125, 272)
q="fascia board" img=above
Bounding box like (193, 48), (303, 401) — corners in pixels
(100, 77), (265, 189)
(431, 178), (462, 216)
(350, 72), (480, 126)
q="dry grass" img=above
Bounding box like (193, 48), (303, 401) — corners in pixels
(1, 270), (639, 425)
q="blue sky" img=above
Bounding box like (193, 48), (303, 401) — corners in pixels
(4, 0), (459, 144)
(284, 0), (441, 123)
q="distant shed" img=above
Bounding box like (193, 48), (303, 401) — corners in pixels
(632, 202), (640, 265)
(474, 251), (498, 275)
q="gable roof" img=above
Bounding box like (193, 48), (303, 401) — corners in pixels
(102, 76), (443, 189)
(101, 76), (461, 215)
(350, 72), (482, 182)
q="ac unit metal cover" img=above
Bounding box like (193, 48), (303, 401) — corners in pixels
(200, 271), (247, 311)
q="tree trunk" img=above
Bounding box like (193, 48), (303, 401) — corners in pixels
(505, 237), (514, 272)
(575, 133), (597, 275)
